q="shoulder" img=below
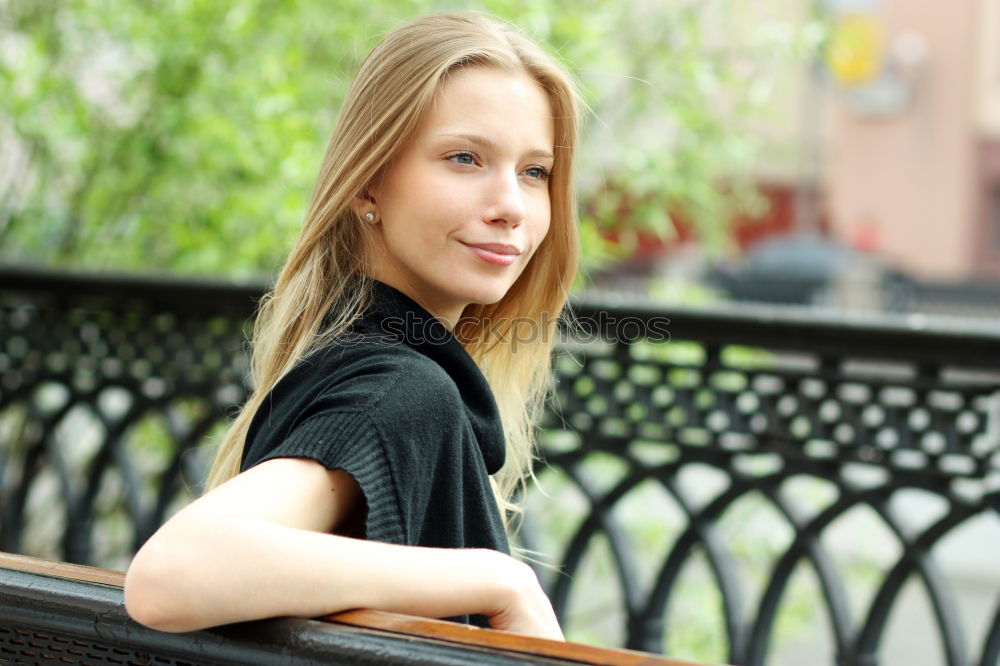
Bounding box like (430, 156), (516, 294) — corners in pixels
(290, 334), (462, 414)
(309, 338), (468, 447)
(243, 334), (463, 470)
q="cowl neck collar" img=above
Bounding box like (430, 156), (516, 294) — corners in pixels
(361, 280), (506, 474)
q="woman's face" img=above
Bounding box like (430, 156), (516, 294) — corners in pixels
(362, 66), (555, 326)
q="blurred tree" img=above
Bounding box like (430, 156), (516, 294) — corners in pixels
(0, 0), (820, 278)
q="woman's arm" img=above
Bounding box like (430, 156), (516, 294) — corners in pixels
(123, 458), (562, 639)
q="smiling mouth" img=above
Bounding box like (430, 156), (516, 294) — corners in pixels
(460, 242), (521, 266)
(464, 242), (520, 255)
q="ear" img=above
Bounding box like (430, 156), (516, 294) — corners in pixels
(348, 186), (377, 221)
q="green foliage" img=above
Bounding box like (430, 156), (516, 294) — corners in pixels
(0, 0), (819, 277)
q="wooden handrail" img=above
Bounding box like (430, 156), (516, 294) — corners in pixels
(0, 551), (126, 586)
(326, 609), (709, 666)
(0, 552), (715, 666)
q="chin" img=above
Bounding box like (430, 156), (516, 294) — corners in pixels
(456, 280), (514, 308)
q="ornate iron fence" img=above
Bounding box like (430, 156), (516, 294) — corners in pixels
(1, 267), (999, 666)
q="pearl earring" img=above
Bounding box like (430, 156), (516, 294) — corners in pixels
(365, 212), (375, 222)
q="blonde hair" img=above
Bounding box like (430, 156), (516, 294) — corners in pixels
(205, 11), (581, 526)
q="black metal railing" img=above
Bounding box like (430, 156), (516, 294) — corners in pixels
(1, 553), (682, 666)
(1, 266), (998, 666)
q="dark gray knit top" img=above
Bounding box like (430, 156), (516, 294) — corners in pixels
(240, 281), (510, 625)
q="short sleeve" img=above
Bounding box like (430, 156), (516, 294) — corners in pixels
(243, 408), (407, 545)
(240, 338), (493, 551)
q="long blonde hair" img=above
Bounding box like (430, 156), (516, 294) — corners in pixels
(205, 11), (581, 524)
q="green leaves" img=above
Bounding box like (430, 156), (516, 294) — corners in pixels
(0, 0), (816, 278)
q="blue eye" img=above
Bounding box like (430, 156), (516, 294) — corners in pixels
(448, 151), (477, 165)
(523, 166), (551, 181)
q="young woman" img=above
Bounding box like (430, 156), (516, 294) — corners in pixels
(124, 11), (579, 641)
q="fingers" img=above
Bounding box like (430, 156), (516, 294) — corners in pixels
(483, 556), (563, 640)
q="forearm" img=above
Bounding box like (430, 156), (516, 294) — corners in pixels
(125, 516), (522, 633)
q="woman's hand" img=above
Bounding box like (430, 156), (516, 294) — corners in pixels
(125, 458), (564, 640)
(477, 551), (564, 640)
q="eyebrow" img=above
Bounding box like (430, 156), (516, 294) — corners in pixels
(436, 133), (554, 160)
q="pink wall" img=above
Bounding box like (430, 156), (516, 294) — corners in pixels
(824, 0), (980, 279)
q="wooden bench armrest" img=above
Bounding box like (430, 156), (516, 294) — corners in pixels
(0, 552), (714, 666)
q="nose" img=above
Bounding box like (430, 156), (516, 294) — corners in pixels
(483, 170), (526, 229)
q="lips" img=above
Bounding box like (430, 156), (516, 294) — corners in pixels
(460, 241), (521, 266)
(462, 242), (520, 255)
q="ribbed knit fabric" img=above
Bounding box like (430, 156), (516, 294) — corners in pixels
(267, 409), (406, 544)
(239, 281), (510, 627)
